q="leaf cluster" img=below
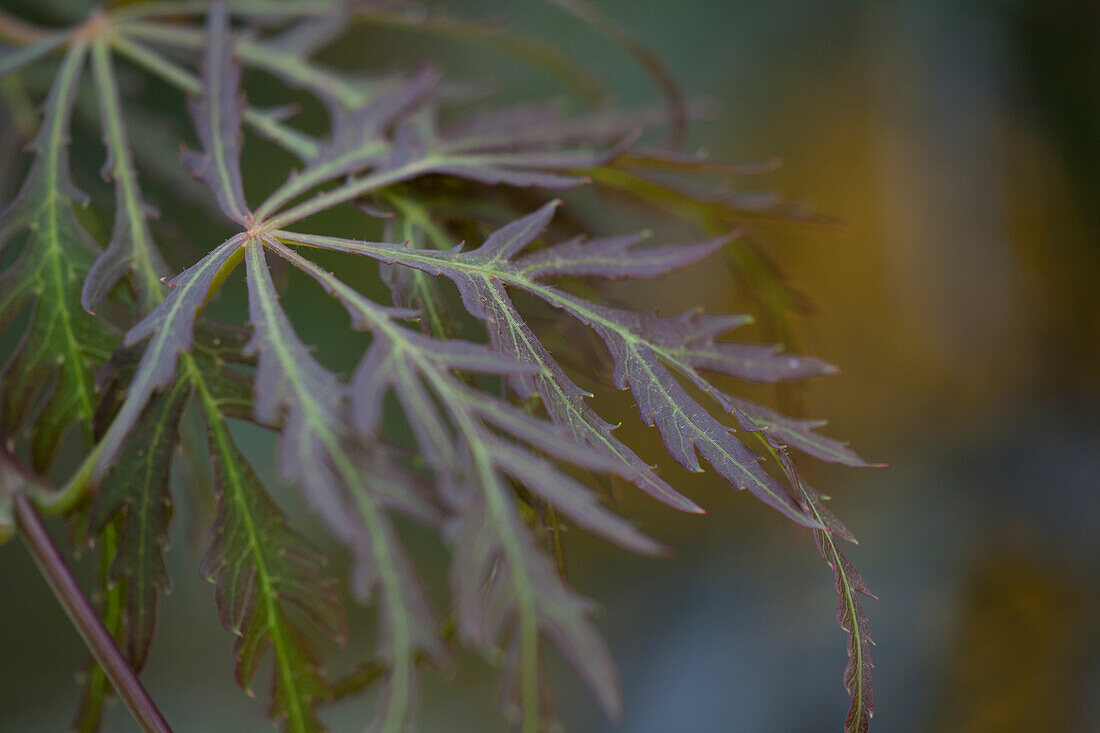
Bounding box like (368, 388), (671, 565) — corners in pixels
(0, 2), (875, 731)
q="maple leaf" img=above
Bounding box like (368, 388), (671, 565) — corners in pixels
(261, 236), (659, 725)
(88, 375), (189, 671)
(198, 386), (345, 732)
(274, 202), (842, 527)
(0, 40), (117, 471)
(0, 2), (878, 731)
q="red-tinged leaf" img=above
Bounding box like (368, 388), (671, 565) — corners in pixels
(445, 273), (703, 513)
(265, 236), (659, 727)
(94, 235), (245, 477)
(244, 239), (446, 731)
(726, 395), (871, 467)
(273, 208), (823, 527)
(769, 440), (873, 733)
(585, 322), (819, 527)
(182, 1), (253, 224)
(0, 5), (880, 731)
(808, 494), (875, 733)
(256, 97), (636, 228)
(515, 231), (730, 281)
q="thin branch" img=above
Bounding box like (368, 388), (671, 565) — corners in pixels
(13, 493), (172, 733)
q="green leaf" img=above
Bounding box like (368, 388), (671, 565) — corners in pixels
(89, 373), (190, 671)
(195, 369), (344, 732)
(0, 40), (118, 471)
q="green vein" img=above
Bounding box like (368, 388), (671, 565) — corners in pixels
(245, 240), (414, 732)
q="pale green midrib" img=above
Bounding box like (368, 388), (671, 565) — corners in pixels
(254, 139), (388, 221)
(190, 360), (311, 732)
(834, 538), (866, 731)
(205, 28), (247, 223)
(246, 242), (412, 732)
(515, 253), (662, 278)
(484, 285), (645, 477)
(263, 158), (439, 230)
(118, 20), (367, 109)
(41, 41), (96, 435)
(109, 36), (199, 95)
(281, 245), (540, 733)
(803, 493), (866, 731)
(110, 35), (318, 162)
(280, 236), (810, 520)
(92, 41), (161, 301)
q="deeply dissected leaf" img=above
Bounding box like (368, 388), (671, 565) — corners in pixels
(772, 446), (875, 733)
(198, 383), (344, 732)
(0, 40), (117, 471)
(93, 235), (244, 476)
(818, 529), (875, 733)
(92, 0), (260, 475)
(244, 239), (445, 732)
(181, 1), (252, 224)
(89, 374), (190, 671)
(275, 203), (836, 526)
(0, 3), (876, 732)
(82, 39), (169, 314)
(260, 121), (619, 232)
(265, 237), (659, 726)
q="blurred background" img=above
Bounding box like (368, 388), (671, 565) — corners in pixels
(1, 0), (1098, 731)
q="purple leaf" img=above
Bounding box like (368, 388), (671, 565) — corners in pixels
(182, 1), (252, 224)
(726, 395), (871, 467)
(515, 231), (730, 280)
(95, 235), (245, 477)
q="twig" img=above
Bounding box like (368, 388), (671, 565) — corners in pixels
(13, 493), (173, 733)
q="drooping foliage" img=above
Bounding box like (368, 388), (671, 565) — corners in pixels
(0, 2), (875, 732)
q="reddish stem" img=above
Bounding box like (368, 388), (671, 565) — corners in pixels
(14, 493), (172, 733)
